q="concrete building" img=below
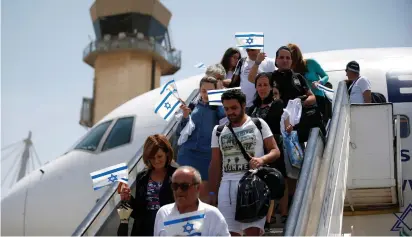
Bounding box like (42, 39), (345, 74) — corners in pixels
(79, 0), (181, 127)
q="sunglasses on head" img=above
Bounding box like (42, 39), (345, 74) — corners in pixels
(171, 182), (198, 191)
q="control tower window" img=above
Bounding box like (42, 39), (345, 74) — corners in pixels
(74, 120), (112, 152)
(102, 117), (135, 151)
(95, 13), (167, 42)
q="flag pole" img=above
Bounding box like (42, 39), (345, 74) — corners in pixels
(173, 79), (181, 98)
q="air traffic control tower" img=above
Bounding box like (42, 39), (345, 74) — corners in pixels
(79, 0), (181, 127)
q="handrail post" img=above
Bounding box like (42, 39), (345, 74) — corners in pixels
(300, 81), (349, 236)
(284, 128), (324, 236)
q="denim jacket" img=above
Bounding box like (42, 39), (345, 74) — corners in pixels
(176, 100), (225, 153)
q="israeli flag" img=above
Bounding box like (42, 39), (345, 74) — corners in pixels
(155, 90), (181, 121)
(163, 210), (205, 236)
(317, 84), (334, 102)
(207, 87), (241, 106)
(194, 62), (206, 69)
(90, 163), (128, 191)
(161, 79), (178, 95)
(235, 32), (264, 50)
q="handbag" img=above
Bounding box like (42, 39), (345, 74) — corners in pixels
(226, 124), (271, 223)
(227, 123), (285, 199)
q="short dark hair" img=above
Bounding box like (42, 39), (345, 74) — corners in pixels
(221, 89), (246, 105)
(275, 46), (292, 68)
(276, 46), (292, 58)
(199, 76), (218, 89)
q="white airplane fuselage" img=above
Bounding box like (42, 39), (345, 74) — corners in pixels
(1, 47), (412, 236)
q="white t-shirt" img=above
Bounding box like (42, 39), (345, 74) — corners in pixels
(154, 200), (230, 236)
(240, 57), (276, 107)
(349, 76), (371, 103)
(211, 117), (273, 181)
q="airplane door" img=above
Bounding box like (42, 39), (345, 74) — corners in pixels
(386, 69), (412, 211)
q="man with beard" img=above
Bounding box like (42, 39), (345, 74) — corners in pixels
(154, 166), (230, 236)
(208, 89), (280, 236)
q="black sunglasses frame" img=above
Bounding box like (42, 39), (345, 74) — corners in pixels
(171, 182), (199, 191)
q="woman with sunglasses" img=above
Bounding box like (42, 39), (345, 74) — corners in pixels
(117, 134), (177, 236)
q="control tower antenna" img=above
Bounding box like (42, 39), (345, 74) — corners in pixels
(79, 0), (181, 127)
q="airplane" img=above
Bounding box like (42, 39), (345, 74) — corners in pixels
(1, 47), (411, 236)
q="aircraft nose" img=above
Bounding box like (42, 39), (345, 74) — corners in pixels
(1, 164), (44, 236)
(1, 189), (27, 235)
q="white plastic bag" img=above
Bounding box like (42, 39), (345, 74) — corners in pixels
(280, 98), (304, 178)
(177, 115), (195, 146)
(280, 98), (302, 132)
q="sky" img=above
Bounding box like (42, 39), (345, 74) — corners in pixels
(1, 0), (412, 192)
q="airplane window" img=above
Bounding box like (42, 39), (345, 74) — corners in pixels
(74, 121), (112, 152)
(399, 115), (410, 138)
(101, 117), (135, 151)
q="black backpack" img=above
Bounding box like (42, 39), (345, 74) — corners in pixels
(217, 117), (286, 200)
(255, 166), (285, 200)
(235, 171), (271, 223)
(371, 92), (387, 103)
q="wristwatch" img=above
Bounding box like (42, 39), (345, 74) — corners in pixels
(255, 61), (261, 66)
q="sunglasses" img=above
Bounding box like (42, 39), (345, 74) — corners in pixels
(171, 182), (198, 191)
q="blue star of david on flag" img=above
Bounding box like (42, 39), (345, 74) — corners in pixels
(154, 88), (181, 121)
(90, 163), (128, 191)
(391, 203), (412, 231)
(182, 222), (194, 234)
(164, 102), (171, 109)
(163, 211), (205, 236)
(235, 32), (264, 50)
(246, 37), (253, 44)
(107, 174), (118, 183)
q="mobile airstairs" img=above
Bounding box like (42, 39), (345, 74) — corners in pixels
(72, 81), (406, 236)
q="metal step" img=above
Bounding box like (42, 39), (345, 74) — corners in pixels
(344, 187), (398, 212)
